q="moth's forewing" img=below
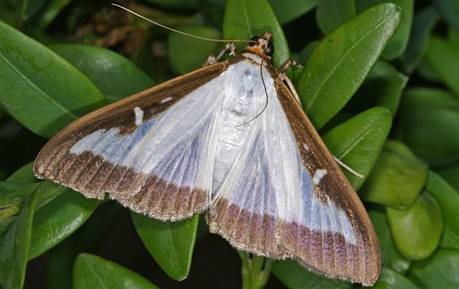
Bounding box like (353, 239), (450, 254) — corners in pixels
(276, 79), (381, 285)
(207, 58), (380, 286)
(34, 62), (228, 221)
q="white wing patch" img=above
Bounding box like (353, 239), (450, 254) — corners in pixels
(134, 107), (144, 126)
(312, 169), (327, 185)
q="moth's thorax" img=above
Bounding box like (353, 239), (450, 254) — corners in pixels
(212, 56), (275, 193)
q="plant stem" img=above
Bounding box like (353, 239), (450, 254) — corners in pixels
(239, 252), (273, 289)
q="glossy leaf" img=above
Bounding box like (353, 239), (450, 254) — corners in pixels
(351, 61), (408, 115)
(269, 0), (317, 24)
(387, 192), (443, 260)
(297, 40), (319, 66)
(432, 0), (459, 30)
(426, 172), (459, 249)
(45, 239), (78, 289)
(323, 107), (392, 190)
(21, 0), (47, 20)
(409, 249), (459, 289)
(356, 0), (413, 59)
(400, 88), (459, 166)
(449, 28), (459, 43)
(371, 267), (420, 289)
(52, 44), (154, 103)
(298, 3), (401, 128)
(73, 253), (160, 289)
(424, 37), (459, 96)
(316, 0), (356, 34)
(361, 140), (428, 209)
(0, 182), (37, 235)
(438, 164), (459, 191)
(402, 6), (439, 73)
(0, 21), (105, 138)
(223, 0), (289, 67)
(29, 190), (98, 259)
(144, 0), (196, 9)
(168, 26), (220, 75)
(0, 188), (37, 289)
(369, 209), (410, 274)
(131, 213), (198, 281)
(7, 162), (35, 183)
(0, 182), (36, 208)
(272, 260), (352, 289)
(38, 0), (71, 28)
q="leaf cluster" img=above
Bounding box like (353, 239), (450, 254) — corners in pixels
(0, 0), (458, 289)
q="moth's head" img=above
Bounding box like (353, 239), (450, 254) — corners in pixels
(246, 32), (274, 60)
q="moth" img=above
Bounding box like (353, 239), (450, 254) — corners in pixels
(33, 31), (380, 285)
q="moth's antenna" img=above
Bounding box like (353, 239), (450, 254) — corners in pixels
(334, 156), (364, 178)
(235, 58), (270, 127)
(111, 3), (247, 43)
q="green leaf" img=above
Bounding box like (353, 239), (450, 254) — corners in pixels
(144, 0), (197, 9)
(424, 37), (459, 96)
(387, 191), (443, 260)
(223, 0), (289, 67)
(7, 162), (36, 183)
(21, 0), (47, 20)
(45, 239), (78, 289)
(361, 140), (428, 208)
(0, 188), (37, 289)
(400, 88), (459, 166)
(402, 6), (439, 73)
(298, 3), (401, 128)
(38, 0), (71, 28)
(168, 26), (220, 75)
(323, 107), (392, 190)
(73, 253), (160, 289)
(0, 21), (106, 138)
(369, 209), (410, 274)
(131, 213), (198, 281)
(438, 164), (459, 191)
(29, 190), (98, 259)
(272, 260), (352, 289)
(432, 0), (459, 30)
(269, 0), (317, 24)
(409, 249), (459, 289)
(316, 0), (356, 34)
(0, 182), (37, 235)
(51, 44), (154, 103)
(449, 28), (459, 43)
(357, 0), (414, 59)
(426, 172), (459, 250)
(352, 61), (408, 115)
(297, 40), (320, 66)
(371, 267), (420, 289)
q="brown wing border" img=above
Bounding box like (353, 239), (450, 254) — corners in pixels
(274, 77), (381, 285)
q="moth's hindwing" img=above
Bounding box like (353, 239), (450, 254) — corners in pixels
(34, 62), (228, 221)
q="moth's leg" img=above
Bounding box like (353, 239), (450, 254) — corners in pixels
(205, 43), (237, 66)
(278, 59), (302, 104)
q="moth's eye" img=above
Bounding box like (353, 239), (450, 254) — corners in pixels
(265, 42), (274, 56)
(249, 36), (259, 46)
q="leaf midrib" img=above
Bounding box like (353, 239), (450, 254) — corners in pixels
(165, 223), (182, 275)
(338, 120), (378, 159)
(0, 52), (77, 120)
(305, 12), (396, 111)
